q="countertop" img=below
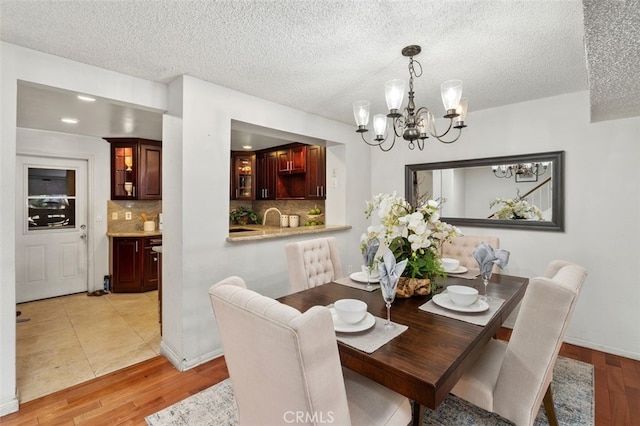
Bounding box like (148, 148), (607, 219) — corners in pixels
(227, 224), (352, 242)
(107, 231), (163, 237)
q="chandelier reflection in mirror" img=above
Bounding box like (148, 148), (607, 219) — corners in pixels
(492, 162), (549, 182)
(353, 45), (468, 152)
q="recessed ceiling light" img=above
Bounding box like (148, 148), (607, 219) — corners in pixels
(61, 117), (79, 124)
(77, 95), (96, 102)
(242, 145), (253, 150)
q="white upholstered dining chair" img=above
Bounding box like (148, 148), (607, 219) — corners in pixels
(441, 235), (500, 272)
(209, 276), (412, 426)
(285, 237), (343, 292)
(450, 260), (587, 426)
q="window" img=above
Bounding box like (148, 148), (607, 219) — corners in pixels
(27, 167), (76, 230)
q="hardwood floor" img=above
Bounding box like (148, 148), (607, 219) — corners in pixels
(1, 329), (639, 425)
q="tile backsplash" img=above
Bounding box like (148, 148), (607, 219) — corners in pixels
(230, 200), (326, 226)
(108, 200), (162, 232)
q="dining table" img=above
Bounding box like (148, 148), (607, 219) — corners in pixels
(277, 272), (529, 424)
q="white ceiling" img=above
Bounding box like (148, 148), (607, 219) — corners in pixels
(2, 0), (639, 149)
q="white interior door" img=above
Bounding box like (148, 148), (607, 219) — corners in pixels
(15, 155), (88, 303)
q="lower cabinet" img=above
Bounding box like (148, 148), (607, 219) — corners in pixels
(111, 236), (162, 293)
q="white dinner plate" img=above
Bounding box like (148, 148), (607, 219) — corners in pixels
(446, 266), (469, 274)
(432, 293), (489, 313)
(349, 271), (380, 284)
(329, 308), (376, 333)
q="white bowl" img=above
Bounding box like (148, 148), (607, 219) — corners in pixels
(441, 258), (461, 273)
(361, 265), (380, 278)
(334, 299), (368, 324)
(447, 285), (479, 306)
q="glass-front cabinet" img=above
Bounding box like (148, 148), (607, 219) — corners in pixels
(231, 153), (255, 200)
(105, 138), (162, 200)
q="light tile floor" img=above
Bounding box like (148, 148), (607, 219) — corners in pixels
(16, 291), (161, 402)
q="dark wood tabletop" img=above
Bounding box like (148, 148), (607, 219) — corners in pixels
(278, 273), (528, 410)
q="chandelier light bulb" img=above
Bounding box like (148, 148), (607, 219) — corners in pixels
(385, 79), (405, 114)
(441, 80), (463, 112)
(373, 114), (387, 139)
(353, 100), (371, 128)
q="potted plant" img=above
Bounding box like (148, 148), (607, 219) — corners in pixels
(229, 207), (260, 225)
(361, 192), (460, 297)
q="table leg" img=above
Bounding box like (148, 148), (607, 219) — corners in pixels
(411, 401), (425, 426)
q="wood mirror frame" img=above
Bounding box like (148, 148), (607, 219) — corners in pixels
(405, 151), (564, 232)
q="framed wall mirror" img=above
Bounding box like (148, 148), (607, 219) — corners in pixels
(405, 151), (564, 231)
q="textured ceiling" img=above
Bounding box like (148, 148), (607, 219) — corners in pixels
(1, 0), (638, 142)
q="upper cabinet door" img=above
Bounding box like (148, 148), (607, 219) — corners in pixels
(256, 151), (277, 200)
(277, 145), (306, 174)
(138, 143), (162, 200)
(305, 145), (326, 199)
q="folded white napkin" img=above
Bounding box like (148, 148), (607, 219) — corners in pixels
(377, 249), (408, 292)
(473, 242), (510, 275)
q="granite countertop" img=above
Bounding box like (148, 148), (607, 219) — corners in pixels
(107, 230), (163, 237)
(227, 224), (351, 242)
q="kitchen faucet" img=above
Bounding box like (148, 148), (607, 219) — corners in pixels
(263, 207), (283, 226)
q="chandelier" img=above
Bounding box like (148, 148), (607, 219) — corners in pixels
(492, 162), (549, 181)
(353, 45), (468, 152)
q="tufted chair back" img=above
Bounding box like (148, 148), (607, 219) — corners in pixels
(441, 235), (501, 272)
(209, 276), (412, 426)
(285, 237), (343, 293)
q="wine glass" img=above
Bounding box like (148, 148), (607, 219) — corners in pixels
(380, 276), (399, 329)
(481, 269), (493, 302)
(363, 265), (373, 289)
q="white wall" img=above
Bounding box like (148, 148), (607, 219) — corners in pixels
(159, 75), (369, 369)
(371, 91), (640, 359)
(3, 42), (639, 417)
(0, 42), (167, 415)
(16, 128), (111, 294)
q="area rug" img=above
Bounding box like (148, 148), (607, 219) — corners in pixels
(146, 356), (593, 426)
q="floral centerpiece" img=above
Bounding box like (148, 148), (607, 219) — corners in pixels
(361, 192), (460, 297)
(490, 197), (543, 220)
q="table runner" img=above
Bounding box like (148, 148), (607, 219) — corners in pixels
(333, 276), (380, 292)
(419, 296), (505, 326)
(336, 316), (407, 353)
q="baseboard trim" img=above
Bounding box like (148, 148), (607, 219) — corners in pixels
(564, 336), (640, 361)
(159, 342), (224, 372)
(0, 396), (19, 417)
(159, 342), (183, 371)
(181, 349), (224, 371)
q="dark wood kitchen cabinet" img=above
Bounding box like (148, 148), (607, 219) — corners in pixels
(256, 150), (278, 200)
(111, 236), (162, 293)
(277, 144), (306, 174)
(105, 138), (162, 200)
(305, 145), (326, 199)
(231, 152), (256, 200)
